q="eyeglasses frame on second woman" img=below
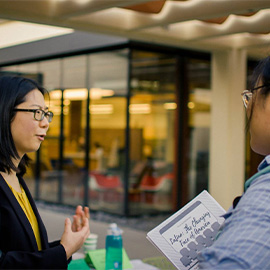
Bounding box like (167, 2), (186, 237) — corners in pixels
(241, 84), (270, 109)
(13, 108), (54, 123)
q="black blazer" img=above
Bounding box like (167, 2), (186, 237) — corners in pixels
(0, 174), (68, 269)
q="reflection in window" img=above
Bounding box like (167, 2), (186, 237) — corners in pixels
(187, 59), (211, 199)
(129, 50), (176, 215)
(87, 50), (128, 214)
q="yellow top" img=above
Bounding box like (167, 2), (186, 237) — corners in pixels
(6, 181), (42, 251)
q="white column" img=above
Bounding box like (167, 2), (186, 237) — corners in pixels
(209, 49), (247, 210)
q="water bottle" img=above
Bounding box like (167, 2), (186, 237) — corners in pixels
(105, 223), (123, 270)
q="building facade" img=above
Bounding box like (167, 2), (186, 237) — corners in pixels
(0, 31), (256, 216)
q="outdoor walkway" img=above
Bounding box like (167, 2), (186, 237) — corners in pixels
(37, 203), (166, 260)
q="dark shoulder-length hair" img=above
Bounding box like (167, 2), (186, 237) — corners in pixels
(250, 56), (270, 92)
(246, 56), (270, 132)
(0, 75), (47, 176)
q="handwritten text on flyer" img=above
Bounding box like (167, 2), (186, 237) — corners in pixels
(161, 203), (217, 252)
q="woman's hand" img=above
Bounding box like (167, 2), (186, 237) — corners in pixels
(60, 216), (90, 260)
(72, 205), (90, 232)
(60, 205), (90, 259)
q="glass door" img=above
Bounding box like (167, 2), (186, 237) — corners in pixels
(129, 50), (177, 215)
(88, 50), (129, 214)
(187, 58), (211, 200)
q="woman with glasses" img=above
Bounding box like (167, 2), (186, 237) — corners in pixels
(198, 56), (270, 269)
(0, 76), (90, 269)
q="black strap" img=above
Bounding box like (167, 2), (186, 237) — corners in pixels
(233, 196), (242, 209)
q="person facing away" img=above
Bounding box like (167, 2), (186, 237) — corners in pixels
(0, 76), (90, 269)
(198, 56), (270, 269)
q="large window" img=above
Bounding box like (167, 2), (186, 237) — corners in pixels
(0, 46), (211, 216)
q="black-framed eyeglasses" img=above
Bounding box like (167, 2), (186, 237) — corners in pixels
(241, 84), (270, 108)
(13, 108), (54, 123)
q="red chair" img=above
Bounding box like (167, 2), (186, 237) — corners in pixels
(140, 173), (174, 207)
(89, 172), (122, 205)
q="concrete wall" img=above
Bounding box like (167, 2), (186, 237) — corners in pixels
(209, 49), (247, 210)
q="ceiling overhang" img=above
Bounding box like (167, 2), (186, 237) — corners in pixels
(0, 0), (269, 58)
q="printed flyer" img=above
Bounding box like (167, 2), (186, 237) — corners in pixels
(147, 190), (226, 270)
